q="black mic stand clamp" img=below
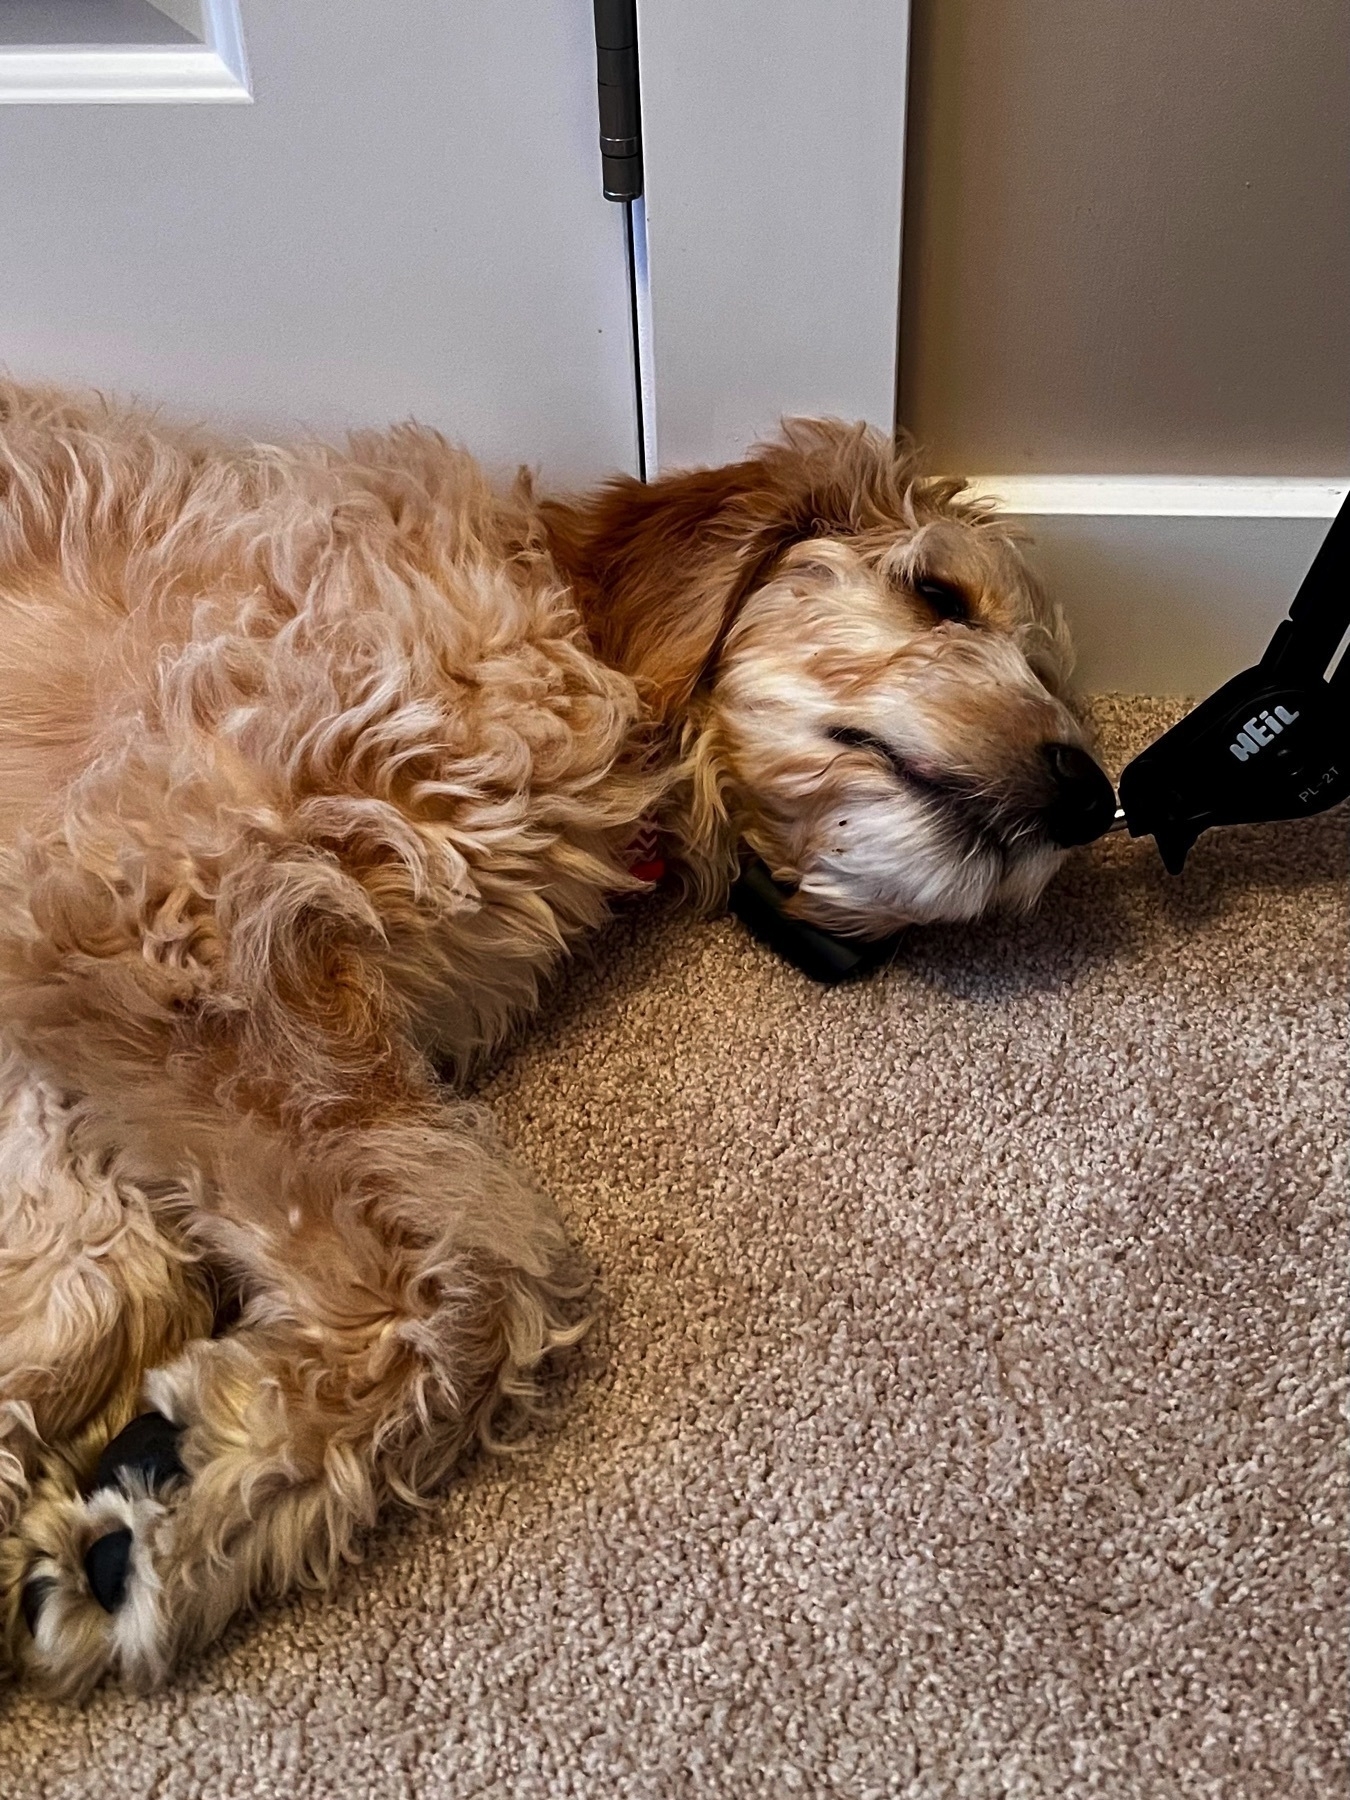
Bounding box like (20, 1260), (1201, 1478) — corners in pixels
(1114, 490), (1350, 871)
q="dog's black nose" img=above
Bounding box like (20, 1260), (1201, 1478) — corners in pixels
(1039, 742), (1117, 846)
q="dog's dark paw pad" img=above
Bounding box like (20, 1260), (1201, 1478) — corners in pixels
(20, 1575), (56, 1636)
(90, 1411), (186, 1498)
(83, 1529), (133, 1614)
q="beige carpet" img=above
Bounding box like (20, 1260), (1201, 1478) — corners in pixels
(1, 697), (1345, 1799)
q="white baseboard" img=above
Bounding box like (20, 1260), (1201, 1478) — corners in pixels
(964, 476), (1349, 694)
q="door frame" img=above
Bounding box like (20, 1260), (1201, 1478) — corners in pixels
(633, 0), (910, 474)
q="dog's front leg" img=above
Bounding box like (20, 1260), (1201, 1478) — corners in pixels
(14, 1098), (584, 1698)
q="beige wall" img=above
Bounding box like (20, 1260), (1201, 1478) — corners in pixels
(898, 0), (1350, 477)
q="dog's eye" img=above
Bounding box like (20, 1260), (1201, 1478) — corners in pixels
(913, 578), (970, 624)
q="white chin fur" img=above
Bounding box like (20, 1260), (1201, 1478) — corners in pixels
(791, 801), (1066, 935)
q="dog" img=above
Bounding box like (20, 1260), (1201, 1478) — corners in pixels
(0, 384), (1113, 1697)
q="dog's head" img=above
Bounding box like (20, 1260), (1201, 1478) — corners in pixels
(547, 420), (1114, 936)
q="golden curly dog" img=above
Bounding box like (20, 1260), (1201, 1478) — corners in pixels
(0, 384), (1113, 1696)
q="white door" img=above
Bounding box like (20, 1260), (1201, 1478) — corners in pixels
(0, 1), (640, 484)
(635, 0), (910, 473)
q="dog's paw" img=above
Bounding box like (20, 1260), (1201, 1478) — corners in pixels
(3, 1413), (185, 1699)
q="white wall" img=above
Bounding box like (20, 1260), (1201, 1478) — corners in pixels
(900, 0), (1350, 478)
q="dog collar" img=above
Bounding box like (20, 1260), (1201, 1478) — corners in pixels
(728, 856), (902, 984)
(624, 819), (667, 885)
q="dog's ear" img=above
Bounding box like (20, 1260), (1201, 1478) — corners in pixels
(541, 462), (800, 725)
(544, 421), (927, 726)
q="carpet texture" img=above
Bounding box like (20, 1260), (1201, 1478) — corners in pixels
(1, 697), (1345, 1799)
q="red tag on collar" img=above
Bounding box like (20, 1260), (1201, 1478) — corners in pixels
(625, 820), (667, 886)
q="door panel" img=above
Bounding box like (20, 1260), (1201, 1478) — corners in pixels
(636, 0), (909, 471)
(0, 2), (638, 482)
